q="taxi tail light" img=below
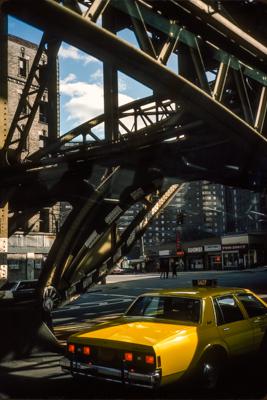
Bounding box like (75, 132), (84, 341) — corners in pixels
(145, 355), (155, 364)
(83, 346), (91, 356)
(68, 344), (75, 354)
(124, 352), (133, 362)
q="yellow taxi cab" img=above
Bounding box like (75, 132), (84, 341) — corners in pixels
(60, 280), (267, 389)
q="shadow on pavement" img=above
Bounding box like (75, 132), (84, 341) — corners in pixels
(0, 353), (266, 399)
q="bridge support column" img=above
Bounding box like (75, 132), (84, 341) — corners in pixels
(0, 300), (61, 361)
(103, 10), (118, 142)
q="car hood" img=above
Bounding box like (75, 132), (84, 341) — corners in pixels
(76, 319), (197, 347)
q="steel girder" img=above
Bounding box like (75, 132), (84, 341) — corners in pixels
(3, 0), (267, 144)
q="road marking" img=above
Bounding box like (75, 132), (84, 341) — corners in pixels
(53, 298), (132, 313)
(90, 293), (136, 299)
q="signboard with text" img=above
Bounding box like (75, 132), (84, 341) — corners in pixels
(204, 244), (221, 252)
(159, 250), (170, 256)
(222, 244), (248, 251)
(188, 246), (203, 253)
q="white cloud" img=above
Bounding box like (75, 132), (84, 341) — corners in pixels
(62, 73), (76, 84)
(60, 74), (134, 134)
(118, 77), (127, 92)
(90, 69), (127, 93)
(91, 68), (103, 83)
(59, 44), (97, 65)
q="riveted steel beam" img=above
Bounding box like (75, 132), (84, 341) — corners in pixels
(47, 38), (60, 144)
(233, 69), (254, 125)
(168, 0), (267, 74)
(38, 166), (120, 291)
(157, 25), (180, 65)
(186, 0), (267, 63)
(3, 0), (267, 147)
(114, 0), (267, 85)
(212, 60), (230, 102)
(254, 87), (267, 135)
(84, 0), (110, 22)
(4, 34), (61, 163)
(28, 95), (176, 160)
(125, 0), (157, 59)
(102, 10), (118, 142)
(190, 37), (211, 94)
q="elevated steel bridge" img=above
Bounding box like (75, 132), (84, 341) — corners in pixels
(0, 0), (267, 359)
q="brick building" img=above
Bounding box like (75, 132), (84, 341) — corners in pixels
(6, 35), (60, 280)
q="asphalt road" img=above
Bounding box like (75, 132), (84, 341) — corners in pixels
(53, 268), (267, 336)
(1, 268), (267, 399)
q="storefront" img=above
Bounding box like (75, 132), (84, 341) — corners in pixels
(187, 246), (204, 270)
(204, 244), (222, 270)
(221, 234), (267, 269)
(221, 244), (248, 269)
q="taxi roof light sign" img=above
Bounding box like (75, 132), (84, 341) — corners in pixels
(192, 279), (217, 287)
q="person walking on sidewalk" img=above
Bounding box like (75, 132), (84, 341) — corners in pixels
(160, 258), (169, 279)
(170, 258), (177, 278)
(159, 258), (165, 279)
(165, 258), (170, 279)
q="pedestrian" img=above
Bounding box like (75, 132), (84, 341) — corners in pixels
(165, 259), (169, 279)
(170, 258), (177, 278)
(159, 258), (165, 279)
(178, 258), (184, 271)
(155, 259), (160, 273)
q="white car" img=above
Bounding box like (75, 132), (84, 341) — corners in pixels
(0, 280), (38, 300)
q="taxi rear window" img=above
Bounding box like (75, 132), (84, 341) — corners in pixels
(126, 296), (201, 323)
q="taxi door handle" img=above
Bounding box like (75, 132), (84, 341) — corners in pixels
(223, 327), (230, 331)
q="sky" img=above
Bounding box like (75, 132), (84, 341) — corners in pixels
(8, 15), (159, 137)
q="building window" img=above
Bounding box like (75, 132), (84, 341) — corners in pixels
(20, 94), (28, 114)
(39, 129), (47, 148)
(39, 100), (48, 123)
(18, 57), (28, 77)
(35, 259), (43, 270)
(8, 258), (25, 270)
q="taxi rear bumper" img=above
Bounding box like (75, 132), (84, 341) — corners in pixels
(60, 357), (161, 389)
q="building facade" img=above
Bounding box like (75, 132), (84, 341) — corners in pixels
(148, 181), (267, 248)
(118, 179), (267, 264)
(6, 35), (60, 280)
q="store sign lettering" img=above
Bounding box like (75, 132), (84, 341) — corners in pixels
(204, 245), (221, 252)
(188, 247), (203, 253)
(222, 244), (247, 251)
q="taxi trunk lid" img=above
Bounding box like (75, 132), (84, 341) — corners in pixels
(74, 318), (195, 347)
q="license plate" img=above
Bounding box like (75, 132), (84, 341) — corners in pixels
(75, 362), (81, 369)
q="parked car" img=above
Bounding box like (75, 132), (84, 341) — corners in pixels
(0, 279), (38, 300)
(60, 280), (267, 389)
(111, 266), (124, 274)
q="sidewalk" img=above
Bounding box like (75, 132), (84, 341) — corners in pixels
(105, 266), (267, 284)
